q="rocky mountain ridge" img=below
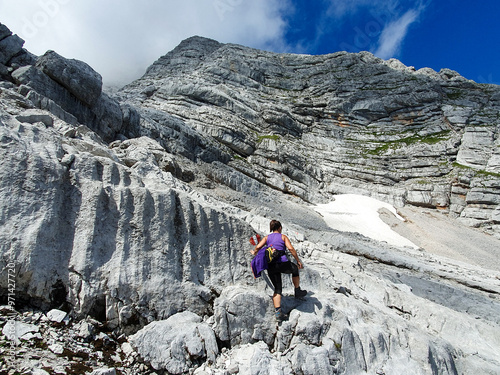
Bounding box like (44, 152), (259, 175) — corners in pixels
(1, 23), (500, 374)
(117, 35), (500, 237)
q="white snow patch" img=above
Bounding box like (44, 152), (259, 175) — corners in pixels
(315, 194), (418, 249)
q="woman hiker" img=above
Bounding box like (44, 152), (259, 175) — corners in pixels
(251, 219), (307, 321)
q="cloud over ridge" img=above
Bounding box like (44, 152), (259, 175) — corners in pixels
(373, 8), (421, 59)
(1, 0), (291, 85)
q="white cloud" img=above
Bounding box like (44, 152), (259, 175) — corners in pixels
(373, 8), (420, 59)
(326, 0), (425, 58)
(0, 0), (428, 85)
(1, 0), (291, 86)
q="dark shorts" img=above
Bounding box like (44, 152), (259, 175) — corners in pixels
(267, 261), (299, 295)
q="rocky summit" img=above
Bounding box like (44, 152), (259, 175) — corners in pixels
(0, 23), (500, 374)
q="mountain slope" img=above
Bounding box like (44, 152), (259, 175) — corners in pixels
(118, 35), (500, 237)
(1, 24), (500, 374)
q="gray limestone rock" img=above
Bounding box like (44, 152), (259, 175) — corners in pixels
(213, 286), (276, 347)
(224, 341), (286, 374)
(0, 24), (11, 40)
(0, 32), (24, 65)
(0, 23), (34, 78)
(129, 311), (218, 373)
(46, 309), (68, 323)
(36, 50), (103, 107)
(10, 46), (122, 142)
(15, 109), (54, 127)
(2, 320), (39, 344)
(119, 36), (500, 236)
(90, 369), (116, 375)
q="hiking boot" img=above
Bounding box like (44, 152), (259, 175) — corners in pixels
(294, 287), (307, 299)
(275, 309), (287, 322)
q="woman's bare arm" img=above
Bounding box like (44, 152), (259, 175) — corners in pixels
(251, 235), (268, 256)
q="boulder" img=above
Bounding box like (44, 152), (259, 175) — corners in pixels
(36, 50), (103, 107)
(0, 32), (24, 65)
(213, 286), (276, 347)
(227, 341), (286, 374)
(0, 23), (11, 40)
(129, 311), (218, 373)
(15, 109), (54, 127)
(2, 321), (39, 344)
(46, 308), (68, 323)
(90, 369), (116, 375)
(12, 53), (123, 142)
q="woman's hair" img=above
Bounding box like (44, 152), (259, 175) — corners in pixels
(270, 220), (282, 232)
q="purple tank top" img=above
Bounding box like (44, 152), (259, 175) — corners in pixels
(267, 233), (288, 262)
(267, 233), (285, 250)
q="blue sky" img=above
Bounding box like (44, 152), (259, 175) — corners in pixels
(1, 0), (499, 86)
(280, 0), (499, 85)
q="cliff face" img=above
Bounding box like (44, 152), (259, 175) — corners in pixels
(1, 24), (500, 374)
(119, 36), (500, 236)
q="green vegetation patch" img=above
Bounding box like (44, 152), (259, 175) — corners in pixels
(446, 91), (464, 100)
(453, 162), (500, 178)
(257, 134), (281, 143)
(366, 130), (451, 155)
(232, 154), (247, 162)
